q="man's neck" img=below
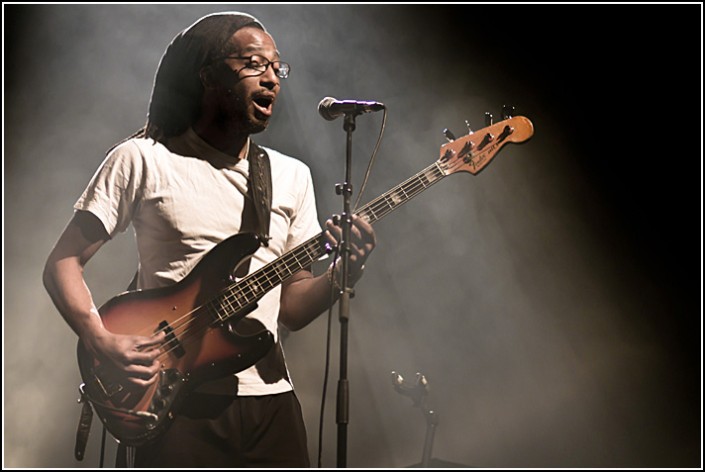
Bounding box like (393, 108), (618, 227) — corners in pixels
(192, 122), (250, 160)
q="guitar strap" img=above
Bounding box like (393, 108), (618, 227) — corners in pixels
(74, 391), (93, 461)
(247, 140), (273, 245)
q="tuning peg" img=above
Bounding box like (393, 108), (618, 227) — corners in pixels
(502, 105), (515, 120)
(391, 371), (404, 386)
(485, 112), (493, 126)
(464, 120), (474, 134)
(443, 128), (456, 142)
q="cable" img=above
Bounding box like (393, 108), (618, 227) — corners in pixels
(353, 108), (388, 212)
(317, 249), (339, 468)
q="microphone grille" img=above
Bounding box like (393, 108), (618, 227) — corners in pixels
(317, 96), (338, 121)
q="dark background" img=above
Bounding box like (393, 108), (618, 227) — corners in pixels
(4, 4), (701, 468)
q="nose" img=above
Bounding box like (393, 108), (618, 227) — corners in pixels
(260, 63), (280, 90)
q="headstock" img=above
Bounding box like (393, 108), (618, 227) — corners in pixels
(437, 114), (534, 176)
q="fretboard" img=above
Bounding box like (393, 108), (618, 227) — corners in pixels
(354, 162), (445, 224)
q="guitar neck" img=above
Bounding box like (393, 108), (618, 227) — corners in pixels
(355, 162), (445, 225)
(220, 162), (446, 311)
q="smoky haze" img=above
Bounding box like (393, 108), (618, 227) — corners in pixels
(3, 4), (701, 468)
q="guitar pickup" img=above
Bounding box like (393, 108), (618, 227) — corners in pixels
(158, 320), (186, 358)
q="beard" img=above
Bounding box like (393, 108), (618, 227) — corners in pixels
(215, 89), (270, 136)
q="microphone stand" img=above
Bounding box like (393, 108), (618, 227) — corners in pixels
(335, 111), (357, 468)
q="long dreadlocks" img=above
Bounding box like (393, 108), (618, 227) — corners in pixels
(118, 12), (265, 147)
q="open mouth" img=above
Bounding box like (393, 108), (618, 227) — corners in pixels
(253, 96), (274, 117)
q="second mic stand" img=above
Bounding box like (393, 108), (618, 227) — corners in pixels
(391, 371), (439, 468)
(335, 112), (358, 468)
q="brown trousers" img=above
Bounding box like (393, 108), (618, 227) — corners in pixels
(116, 390), (310, 468)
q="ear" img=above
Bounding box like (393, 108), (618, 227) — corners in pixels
(199, 65), (218, 89)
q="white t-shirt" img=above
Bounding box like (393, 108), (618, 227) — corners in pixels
(75, 128), (322, 395)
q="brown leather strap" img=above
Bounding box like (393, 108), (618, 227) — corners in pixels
(74, 397), (93, 461)
(247, 141), (272, 245)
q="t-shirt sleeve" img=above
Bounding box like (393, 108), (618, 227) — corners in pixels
(73, 140), (144, 238)
(285, 163), (322, 251)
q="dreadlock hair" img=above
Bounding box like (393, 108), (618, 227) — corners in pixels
(122, 12), (265, 147)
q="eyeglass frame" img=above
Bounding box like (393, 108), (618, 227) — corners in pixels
(213, 54), (291, 79)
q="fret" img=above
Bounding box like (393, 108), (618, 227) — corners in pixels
(383, 194), (395, 211)
(221, 296), (237, 314)
(362, 207), (375, 223)
(399, 185), (409, 200)
(232, 290), (248, 310)
(207, 300), (227, 323)
(252, 270), (270, 294)
(272, 260), (290, 280)
(289, 250), (303, 270)
(271, 261), (283, 280)
(302, 243), (315, 263)
(399, 178), (418, 199)
(212, 292), (245, 323)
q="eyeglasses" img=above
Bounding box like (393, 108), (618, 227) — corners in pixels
(219, 54), (291, 79)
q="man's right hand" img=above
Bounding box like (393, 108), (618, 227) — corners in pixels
(86, 328), (166, 387)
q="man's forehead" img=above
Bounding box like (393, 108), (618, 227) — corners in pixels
(239, 44), (281, 57)
(226, 28), (280, 57)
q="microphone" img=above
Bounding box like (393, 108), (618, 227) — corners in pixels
(318, 96), (385, 121)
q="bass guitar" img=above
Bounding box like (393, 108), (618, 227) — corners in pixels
(77, 115), (534, 446)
